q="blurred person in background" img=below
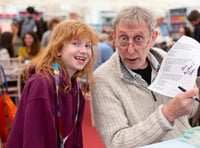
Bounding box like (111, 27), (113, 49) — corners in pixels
(187, 9), (200, 43)
(18, 31), (42, 64)
(94, 33), (114, 70)
(99, 33), (109, 42)
(33, 10), (48, 39)
(154, 9), (172, 51)
(10, 20), (19, 37)
(10, 20), (23, 56)
(41, 17), (61, 48)
(17, 6), (43, 41)
(68, 7), (81, 20)
(179, 26), (192, 38)
(0, 32), (15, 58)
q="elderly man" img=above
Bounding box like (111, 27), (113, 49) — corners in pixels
(91, 6), (199, 148)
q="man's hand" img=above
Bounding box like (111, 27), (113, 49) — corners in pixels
(162, 88), (199, 123)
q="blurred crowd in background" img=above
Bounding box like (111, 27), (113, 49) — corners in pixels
(1, 6), (200, 69)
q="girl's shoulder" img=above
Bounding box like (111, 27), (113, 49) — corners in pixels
(27, 72), (54, 89)
(21, 72), (55, 103)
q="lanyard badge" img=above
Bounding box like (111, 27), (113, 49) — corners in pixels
(53, 62), (80, 147)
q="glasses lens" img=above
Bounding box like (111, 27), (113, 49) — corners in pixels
(118, 35), (150, 49)
(119, 36), (129, 47)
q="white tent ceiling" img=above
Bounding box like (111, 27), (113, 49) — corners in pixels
(1, 0), (200, 19)
(2, 0), (200, 12)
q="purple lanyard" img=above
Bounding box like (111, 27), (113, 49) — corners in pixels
(53, 62), (80, 147)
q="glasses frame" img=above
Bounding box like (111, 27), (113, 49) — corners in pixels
(116, 33), (152, 50)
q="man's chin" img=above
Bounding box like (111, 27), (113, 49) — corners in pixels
(126, 64), (139, 70)
(126, 61), (140, 70)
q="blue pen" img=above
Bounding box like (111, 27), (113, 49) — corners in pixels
(178, 86), (200, 103)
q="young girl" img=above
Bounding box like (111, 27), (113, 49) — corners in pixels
(6, 20), (98, 148)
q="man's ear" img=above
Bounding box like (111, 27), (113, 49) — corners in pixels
(110, 29), (115, 40)
(150, 30), (158, 47)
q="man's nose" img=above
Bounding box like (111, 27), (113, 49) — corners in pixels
(127, 42), (136, 54)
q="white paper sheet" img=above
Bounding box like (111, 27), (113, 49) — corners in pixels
(148, 36), (200, 97)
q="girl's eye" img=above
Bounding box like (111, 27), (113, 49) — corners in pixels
(72, 42), (79, 46)
(85, 44), (92, 48)
(71, 41), (92, 48)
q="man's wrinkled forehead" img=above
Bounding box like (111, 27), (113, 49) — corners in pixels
(117, 29), (146, 36)
(115, 21), (150, 33)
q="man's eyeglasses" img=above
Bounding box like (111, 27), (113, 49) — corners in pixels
(117, 35), (150, 50)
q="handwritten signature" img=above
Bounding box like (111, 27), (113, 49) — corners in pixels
(181, 62), (196, 76)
